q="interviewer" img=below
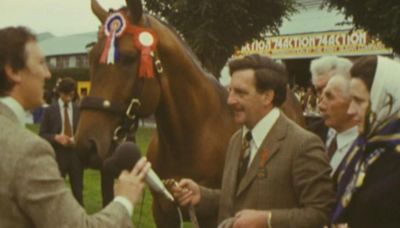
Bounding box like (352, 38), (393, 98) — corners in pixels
(0, 26), (150, 228)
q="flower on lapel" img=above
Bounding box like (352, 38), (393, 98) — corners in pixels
(259, 148), (269, 168)
(257, 148), (269, 178)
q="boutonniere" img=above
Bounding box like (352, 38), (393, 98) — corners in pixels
(257, 148), (269, 178)
(259, 148), (269, 168)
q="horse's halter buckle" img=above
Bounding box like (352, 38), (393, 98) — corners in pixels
(113, 126), (126, 142)
(126, 98), (141, 119)
(155, 58), (163, 74)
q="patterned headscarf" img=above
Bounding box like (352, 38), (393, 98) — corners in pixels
(332, 56), (400, 223)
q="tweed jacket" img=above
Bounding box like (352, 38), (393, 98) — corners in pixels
(197, 114), (335, 228)
(0, 102), (132, 228)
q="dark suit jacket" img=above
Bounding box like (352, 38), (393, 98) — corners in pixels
(307, 117), (329, 143)
(343, 147), (400, 227)
(0, 102), (132, 228)
(39, 101), (79, 149)
(197, 113), (335, 227)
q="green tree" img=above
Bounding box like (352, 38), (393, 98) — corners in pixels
(323, 0), (400, 54)
(145, 0), (297, 78)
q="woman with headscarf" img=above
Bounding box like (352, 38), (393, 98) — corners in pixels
(332, 56), (400, 227)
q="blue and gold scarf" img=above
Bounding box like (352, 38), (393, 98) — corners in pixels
(332, 114), (400, 223)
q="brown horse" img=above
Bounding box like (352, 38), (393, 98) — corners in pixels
(75, 0), (305, 227)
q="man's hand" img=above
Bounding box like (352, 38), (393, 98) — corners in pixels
(114, 157), (150, 205)
(233, 209), (269, 228)
(54, 134), (73, 146)
(170, 178), (201, 207)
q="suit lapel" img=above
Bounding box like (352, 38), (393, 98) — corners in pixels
(226, 132), (243, 198)
(236, 114), (288, 196)
(53, 104), (62, 132)
(72, 104), (79, 132)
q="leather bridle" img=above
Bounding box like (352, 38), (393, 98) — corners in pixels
(79, 13), (163, 143)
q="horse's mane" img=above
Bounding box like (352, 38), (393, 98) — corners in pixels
(147, 14), (219, 80)
(147, 13), (230, 103)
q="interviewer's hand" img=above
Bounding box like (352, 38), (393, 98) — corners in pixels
(114, 157), (150, 205)
(170, 178), (201, 207)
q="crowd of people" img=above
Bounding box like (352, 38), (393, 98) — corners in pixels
(1, 24), (400, 228)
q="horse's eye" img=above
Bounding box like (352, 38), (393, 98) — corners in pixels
(119, 54), (136, 65)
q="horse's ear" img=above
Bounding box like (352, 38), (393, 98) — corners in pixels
(126, 0), (143, 23)
(91, 0), (107, 23)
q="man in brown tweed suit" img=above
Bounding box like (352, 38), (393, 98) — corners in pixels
(0, 26), (149, 228)
(172, 54), (335, 228)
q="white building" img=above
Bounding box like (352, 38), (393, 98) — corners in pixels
(220, 0), (393, 86)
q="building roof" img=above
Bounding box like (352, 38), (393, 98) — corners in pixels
(37, 32), (54, 41)
(39, 32), (97, 56)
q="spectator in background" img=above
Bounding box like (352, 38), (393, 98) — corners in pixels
(39, 77), (84, 205)
(332, 55), (400, 227)
(301, 86), (318, 115)
(32, 89), (52, 123)
(308, 56), (353, 143)
(318, 74), (358, 177)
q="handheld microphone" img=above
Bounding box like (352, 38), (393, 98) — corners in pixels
(107, 142), (174, 202)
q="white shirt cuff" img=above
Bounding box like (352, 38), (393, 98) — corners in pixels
(113, 196), (134, 216)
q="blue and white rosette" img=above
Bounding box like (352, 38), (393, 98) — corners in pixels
(100, 12), (127, 64)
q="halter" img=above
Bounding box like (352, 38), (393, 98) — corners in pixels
(79, 11), (163, 143)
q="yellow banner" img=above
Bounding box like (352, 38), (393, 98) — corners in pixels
(236, 30), (392, 59)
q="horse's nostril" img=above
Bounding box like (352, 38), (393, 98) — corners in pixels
(88, 139), (97, 154)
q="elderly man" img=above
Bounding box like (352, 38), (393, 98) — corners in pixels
(319, 75), (358, 176)
(0, 26), (149, 228)
(308, 56), (353, 142)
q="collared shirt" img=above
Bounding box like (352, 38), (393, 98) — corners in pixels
(329, 126), (359, 175)
(58, 98), (73, 134)
(243, 107), (280, 167)
(325, 127), (337, 148)
(0, 96), (29, 126)
(114, 196), (134, 216)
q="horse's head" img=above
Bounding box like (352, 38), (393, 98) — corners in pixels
(75, 0), (162, 165)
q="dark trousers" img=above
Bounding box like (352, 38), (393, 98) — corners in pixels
(55, 148), (84, 205)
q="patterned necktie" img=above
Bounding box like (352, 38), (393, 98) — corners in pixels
(63, 102), (72, 137)
(237, 131), (252, 184)
(327, 134), (337, 160)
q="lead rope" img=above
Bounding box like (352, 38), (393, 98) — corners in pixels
(164, 179), (200, 228)
(188, 205), (200, 228)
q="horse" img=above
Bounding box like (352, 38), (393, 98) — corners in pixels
(75, 0), (305, 227)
